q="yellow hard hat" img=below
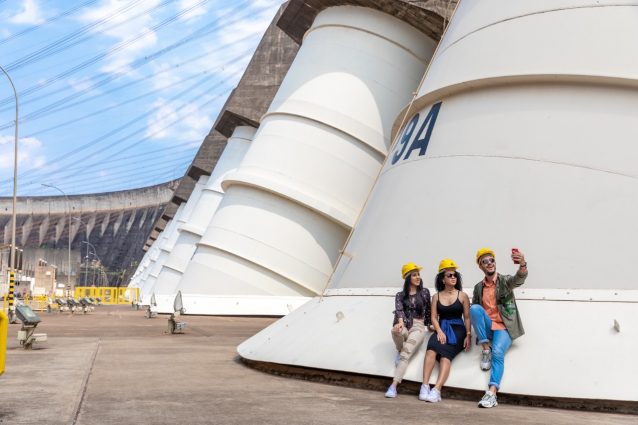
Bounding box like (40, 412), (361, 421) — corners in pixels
(476, 248), (496, 264)
(401, 262), (423, 279)
(438, 258), (458, 273)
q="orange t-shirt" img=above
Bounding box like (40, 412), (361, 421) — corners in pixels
(482, 276), (506, 330)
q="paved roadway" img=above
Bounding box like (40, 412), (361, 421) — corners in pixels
(0, 305), (635, 424)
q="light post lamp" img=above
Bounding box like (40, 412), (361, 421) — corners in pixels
(1, 63), (19, 323)
(81, 241), (100, 286)
(41, 183), (72, 297)
(72, 217), (90, 286)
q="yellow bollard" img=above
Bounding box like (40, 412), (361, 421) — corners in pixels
(8, 272), (15, 310)
(0, 310), (7, 376)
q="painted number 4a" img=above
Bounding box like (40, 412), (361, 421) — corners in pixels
(391, 102), (442, 165)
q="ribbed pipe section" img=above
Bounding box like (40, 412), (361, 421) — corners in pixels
(153, 126), (255, 313)
(177, 5), (436, 315)
(239, 1), (638, 402)
(138, 203), (185, 304)
(144, 175), (209, 309)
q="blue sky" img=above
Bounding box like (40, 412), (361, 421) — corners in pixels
(0, 0), (284, 196)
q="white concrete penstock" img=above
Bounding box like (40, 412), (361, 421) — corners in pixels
(239, 0), (638, 403)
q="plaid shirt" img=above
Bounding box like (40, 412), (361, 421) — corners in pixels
(393, 287), (432, 329)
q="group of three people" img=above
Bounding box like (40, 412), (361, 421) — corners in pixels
(385, 247), (528, 408)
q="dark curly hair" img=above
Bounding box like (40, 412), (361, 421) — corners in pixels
(435, 270), (463, 292)
(402, 272), (426, 316)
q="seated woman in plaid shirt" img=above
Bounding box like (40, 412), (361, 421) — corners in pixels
(385, 262), (432, 398)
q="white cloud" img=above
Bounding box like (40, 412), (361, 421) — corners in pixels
(145, 98), (212, 142)
(208, 1), (281, 78)
(145, 98), (179, 139)
(179, 103), (212, 141)
(10, 0), (45, 25)
(79, 0), (161, 75)
(0, 135), (47, 172)
(178, 0), (208, 21)
(68, 76), (101, 94)
(150, 62), (181, 90)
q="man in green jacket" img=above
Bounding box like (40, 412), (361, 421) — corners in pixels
(470, 247), (528, 408)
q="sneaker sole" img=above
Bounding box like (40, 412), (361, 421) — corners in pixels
(478, 402), (498, 408)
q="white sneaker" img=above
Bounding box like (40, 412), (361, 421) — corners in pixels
(385, 386), (397, 398)
(426, 387), (441, 403)
(478, 391), (498, 408)
(418, 384), (430, 401)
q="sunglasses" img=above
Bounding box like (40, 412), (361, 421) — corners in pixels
(444, 273), (457, 279)
(480, 258), (495, 266)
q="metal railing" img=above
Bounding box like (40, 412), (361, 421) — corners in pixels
(74, 287), (139, 304)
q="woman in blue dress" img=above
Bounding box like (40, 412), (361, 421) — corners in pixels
(419, 258), (471, 403)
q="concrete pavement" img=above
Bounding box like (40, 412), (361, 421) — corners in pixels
(0, 305), (635, 424)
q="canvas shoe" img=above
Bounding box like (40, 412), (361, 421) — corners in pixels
(480, 349), (492, 371)
(426, 387), (441, 403)
(478, 391), (498, 408)
(418, 384), (430, 401)
(385, 386), (397, 398)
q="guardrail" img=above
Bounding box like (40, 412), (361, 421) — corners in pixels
(74, 287), (139, 305)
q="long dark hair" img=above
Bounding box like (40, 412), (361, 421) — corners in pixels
(435, 270), (463, 292)
(402, 272), (426, 315)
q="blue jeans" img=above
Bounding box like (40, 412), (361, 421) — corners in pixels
(470, 304), (512, 390)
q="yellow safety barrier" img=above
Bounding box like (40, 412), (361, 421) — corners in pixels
(73, 287), (139, 305)
(1, 310), (7, 376)
(28, 295), (50, 312)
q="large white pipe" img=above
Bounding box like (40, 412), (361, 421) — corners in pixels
(239, 0), (638, 403)
(177, 5), (437, 316)
(145, 175), (209, 310)
(153, 126), (255, 313)
(138, 203), (185, 304)
(128, 251), (151, 288)
(134, 234), (162, 295)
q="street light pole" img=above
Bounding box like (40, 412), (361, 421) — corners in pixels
(81, 241), (100, 286)
(42, 183), (72, 297)
(0, 64), (19, 283)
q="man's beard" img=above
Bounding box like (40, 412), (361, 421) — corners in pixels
(486, 270), (496, 276)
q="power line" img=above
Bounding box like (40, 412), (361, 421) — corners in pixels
(11, 45), (253, 133)
(0, 0), (101, 47)
(3, 73), (226, 185)
(5, 0), (149, 71)
(0, 0), (257, 107)
(0, 29), (259, 119)
(6, 77), (234, 188)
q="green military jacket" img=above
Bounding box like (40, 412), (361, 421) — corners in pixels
(472, 271), (528, 340)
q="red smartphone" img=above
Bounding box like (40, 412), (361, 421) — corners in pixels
(512, 248), (520, 264)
